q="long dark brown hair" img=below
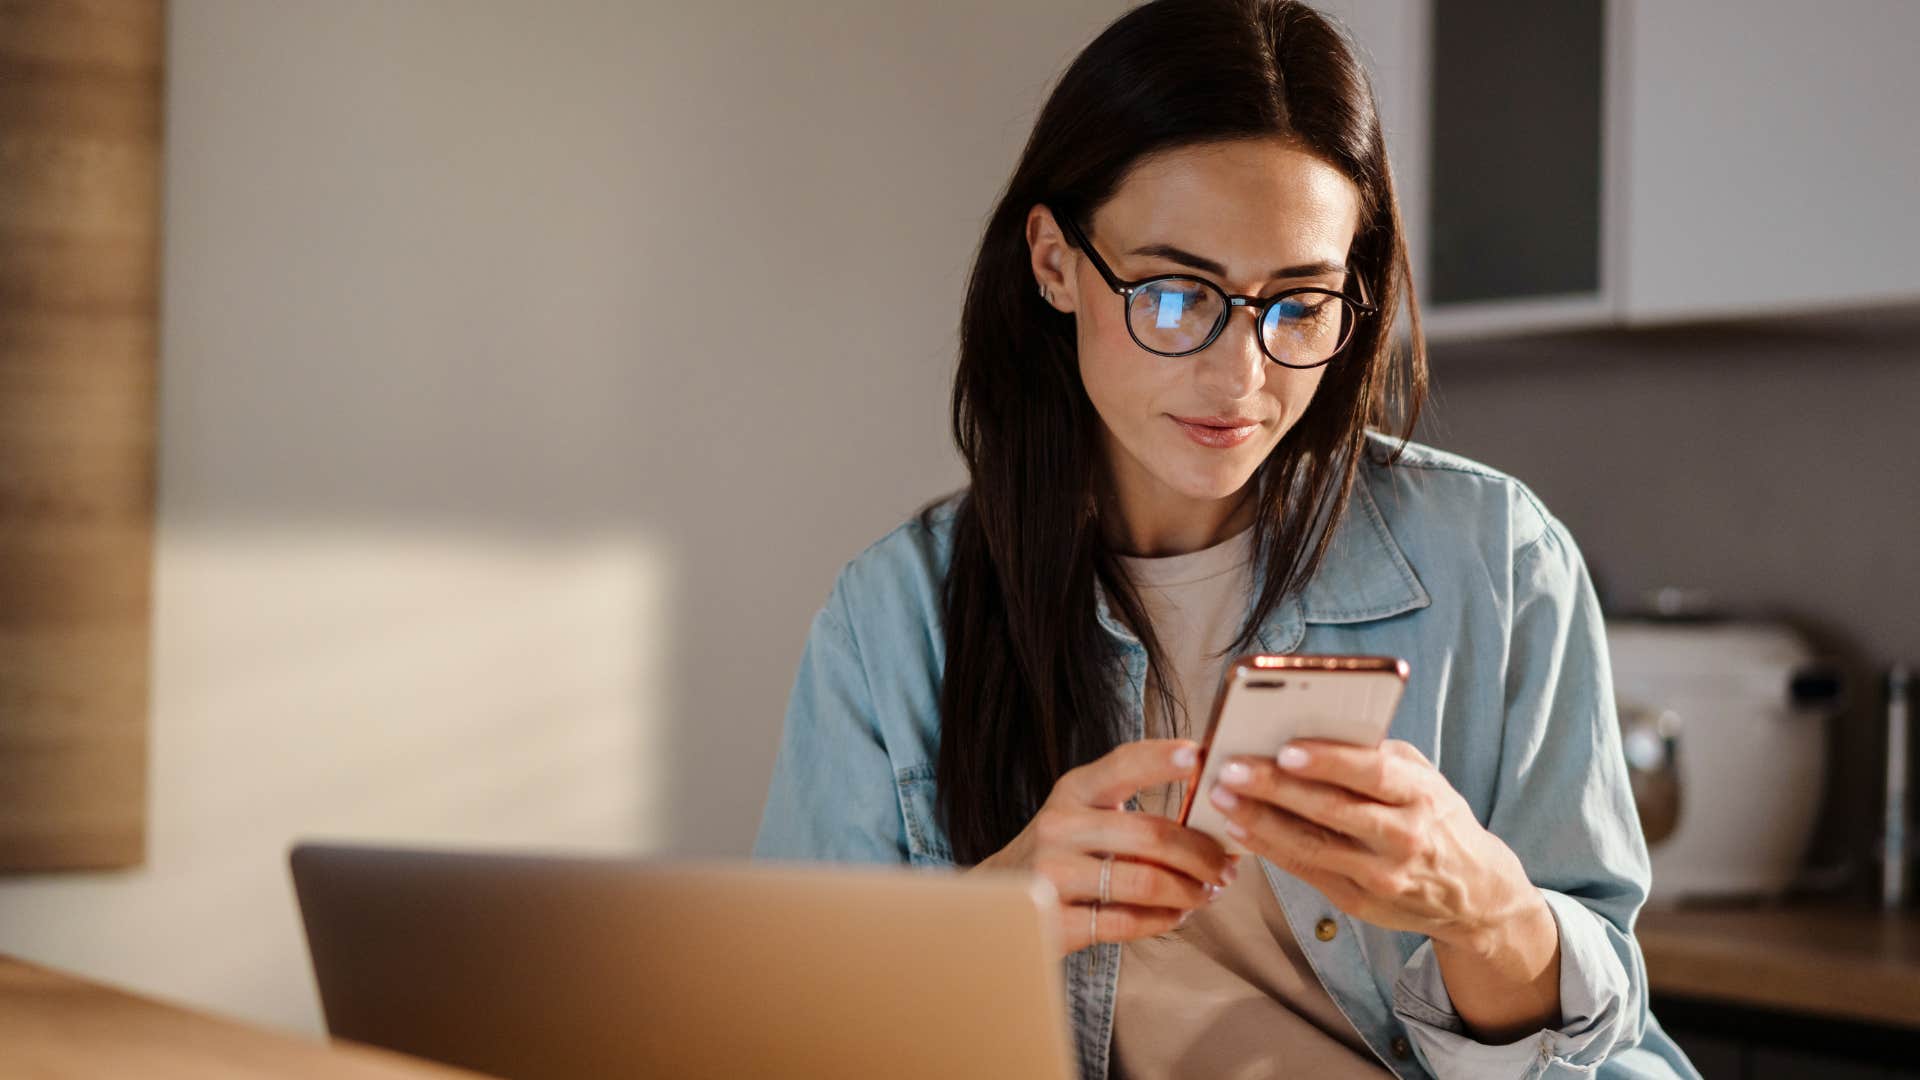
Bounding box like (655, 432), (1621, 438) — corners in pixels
(926, 0), (1429, 865)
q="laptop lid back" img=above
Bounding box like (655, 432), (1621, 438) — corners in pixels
(290, 842), (1075, 1080)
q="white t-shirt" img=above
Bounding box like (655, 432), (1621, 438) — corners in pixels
(1111, 522), (1391, 1079)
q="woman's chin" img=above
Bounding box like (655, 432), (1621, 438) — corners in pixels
(1157, 458), (1262, 503)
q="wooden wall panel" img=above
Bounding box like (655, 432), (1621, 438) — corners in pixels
(0, 0), (164, 871)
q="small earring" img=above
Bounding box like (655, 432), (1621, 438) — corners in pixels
(1038, 283), (1049, 302)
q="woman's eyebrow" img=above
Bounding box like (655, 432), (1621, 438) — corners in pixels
(1126, 242), (1346, 281)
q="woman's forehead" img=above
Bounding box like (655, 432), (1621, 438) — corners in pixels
(1097, 139), (1360, 279)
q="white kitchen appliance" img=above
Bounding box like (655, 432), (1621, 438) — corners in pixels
(1605, 615), (1844, 906)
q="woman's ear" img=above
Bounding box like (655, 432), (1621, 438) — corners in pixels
(1026, 204), (1079, 314)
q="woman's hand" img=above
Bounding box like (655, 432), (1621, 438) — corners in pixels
(972, 737), (1241, 957)
(1204, 737), (1545, 955)
(1205, 736), (1564, 1040)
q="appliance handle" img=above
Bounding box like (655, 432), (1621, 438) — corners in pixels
(1788, 664), (1847, 713)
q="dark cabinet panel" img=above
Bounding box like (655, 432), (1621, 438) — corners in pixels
(1656, 994), (1920, 1079)
(1749, 1048), (1895, 1079)
(1428, 0), (1604, 305)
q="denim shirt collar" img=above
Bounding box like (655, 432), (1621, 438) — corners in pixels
(1093, 476), (1432, 653)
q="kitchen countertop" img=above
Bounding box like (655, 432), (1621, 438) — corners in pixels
(0, 954), (494, 1079)
(1636, 900), (1920, 1029)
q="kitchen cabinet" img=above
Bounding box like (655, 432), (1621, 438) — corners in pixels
(1311, 0), (1920, 341)
(1613, 0), (1920, 325)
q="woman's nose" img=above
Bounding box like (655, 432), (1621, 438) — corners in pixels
(1192, 307), (1267, 399)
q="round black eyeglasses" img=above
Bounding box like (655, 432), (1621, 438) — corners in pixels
(1055, 209), (1377, 370)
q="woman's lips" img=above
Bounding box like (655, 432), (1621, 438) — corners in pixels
(1171, 415), (1261, 449)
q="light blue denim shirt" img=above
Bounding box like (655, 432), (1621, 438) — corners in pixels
(753, 430), (1703, 1080)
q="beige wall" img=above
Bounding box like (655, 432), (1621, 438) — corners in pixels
(0, 0), (1125, 1037)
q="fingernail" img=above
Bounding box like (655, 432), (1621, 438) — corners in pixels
(1172, 743), (1198, 768)
(1278, 744), (1310, 769)
(1206, 883), (1224, 902)
(1225, 820), (1248, 839)
(1221, 861), (1238, 886)
(1221, 761), (1251, 785)
(1177, 909), (1193, 926)
(1210, 785), (1238, 809)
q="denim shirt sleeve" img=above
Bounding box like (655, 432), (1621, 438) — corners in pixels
(1390, 512), (1654, 1079)
(752, 573), (910, 865)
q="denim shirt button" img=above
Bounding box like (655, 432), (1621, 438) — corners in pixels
(1390, 1035), (1411, 1059)
(1313, 917), (1338, 942)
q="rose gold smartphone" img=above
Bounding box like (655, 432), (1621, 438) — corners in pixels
(1176, 654), (1410, 854)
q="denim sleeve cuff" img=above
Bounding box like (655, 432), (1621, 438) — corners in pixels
(1389, 888), (1631, 1079)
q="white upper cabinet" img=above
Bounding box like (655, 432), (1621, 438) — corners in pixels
(1616, 0), (1920, 325)
(1313, 0), (1920, 341)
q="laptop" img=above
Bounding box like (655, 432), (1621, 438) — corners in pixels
(289, 841), (1077, 1079)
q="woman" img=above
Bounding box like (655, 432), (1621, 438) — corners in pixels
(754, 2), (1701, 1078)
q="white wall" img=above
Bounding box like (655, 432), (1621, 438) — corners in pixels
(0, 0), (1125, 1037)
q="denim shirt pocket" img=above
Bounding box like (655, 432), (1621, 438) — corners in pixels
(894, 762), (956, 867)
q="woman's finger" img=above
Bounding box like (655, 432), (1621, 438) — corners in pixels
(1058, 738), (1200, 809)
(1215, 755), (1413, 855)
(1275, 738), (1422, 804)
(1041, 850), (1213, 910)
(1059, 901), (1187, 952)
(1054, 805), (1236, 888)
(1220, 794), (1380, 886)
